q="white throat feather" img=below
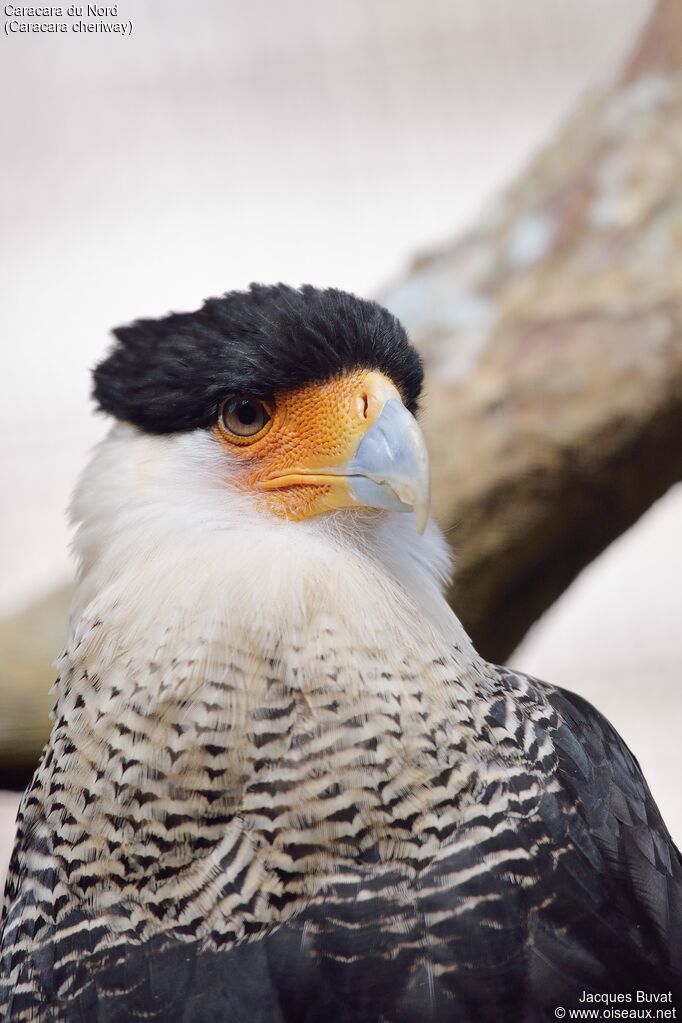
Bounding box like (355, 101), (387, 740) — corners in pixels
(67, 424), (474, 680)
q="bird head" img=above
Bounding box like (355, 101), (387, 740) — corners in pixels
(91, 284), (431, 535)
(68, 283), (461, 698)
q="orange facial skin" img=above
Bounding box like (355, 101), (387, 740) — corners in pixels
(213, 370), (402, 521)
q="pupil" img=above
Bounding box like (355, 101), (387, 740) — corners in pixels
(238, 400), (258, 425)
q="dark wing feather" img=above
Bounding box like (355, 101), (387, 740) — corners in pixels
(533, 681), (682, 990)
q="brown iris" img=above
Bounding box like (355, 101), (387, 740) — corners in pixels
(219, 395), (272, 442)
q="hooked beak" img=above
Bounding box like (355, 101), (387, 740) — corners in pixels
(259, 371), (431, 533)
(348, 398), (431, 534)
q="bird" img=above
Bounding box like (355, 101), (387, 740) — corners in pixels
(1, 283), (680, 1023)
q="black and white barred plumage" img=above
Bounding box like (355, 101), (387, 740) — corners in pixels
(2, 285), (681, 1021)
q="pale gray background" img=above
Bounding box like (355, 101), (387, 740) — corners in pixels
(2, 0), (680, 881)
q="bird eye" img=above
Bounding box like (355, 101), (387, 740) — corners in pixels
(220, 395), (272, 439)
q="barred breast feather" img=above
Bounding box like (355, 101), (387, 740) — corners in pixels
(2, 602), (681, 1020)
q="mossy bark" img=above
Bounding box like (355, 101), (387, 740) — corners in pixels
(383, 0), (682, 662)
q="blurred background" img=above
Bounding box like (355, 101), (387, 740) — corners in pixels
(2, 0), (681, 884)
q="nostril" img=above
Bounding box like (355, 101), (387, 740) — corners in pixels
(361, 393), (369, 418)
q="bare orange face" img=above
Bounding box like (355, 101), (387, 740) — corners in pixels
(213, 370), (407, 521)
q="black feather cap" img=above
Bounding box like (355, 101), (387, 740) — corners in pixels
(93, 284), (423, 434)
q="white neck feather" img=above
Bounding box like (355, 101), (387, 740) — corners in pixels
(67, 424), (474, 673)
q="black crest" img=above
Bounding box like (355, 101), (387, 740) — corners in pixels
(93, 284), (423, 434)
